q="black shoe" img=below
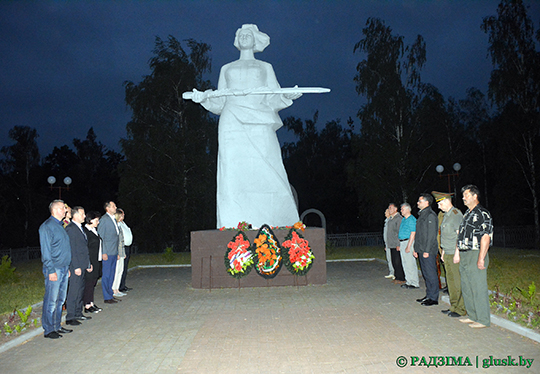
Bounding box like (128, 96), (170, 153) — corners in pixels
(75, 315), (91, 320)
(66, 319), (81, 325)
(84, 307), (95, 314)
(421, 299), (439, 306)
(44, 331), (62, 339)
(400, 284), (409, 288)
(441, 287), (448, 294)
(441, 309), (450, 314)
(448, 312), (462, 317)
(416, 296), (428, 303)
(113, 297), (122, 302)
(58, 327), (73, 334)
(406, 285), (419, 289)
(92, 305), (103, 312)
(104, 299), (118, 304)
(120, 287), (133, 292)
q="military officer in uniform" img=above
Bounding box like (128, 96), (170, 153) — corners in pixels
(432, 191), (465, 318)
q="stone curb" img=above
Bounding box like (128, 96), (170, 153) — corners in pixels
(2, 259), (539, 355)
(0, 265), (188, 354)
(0, 300), (45, 355)
(0, 325), (43, 355)
(351, 258), (540, 343)
(439, 294), (540, 343)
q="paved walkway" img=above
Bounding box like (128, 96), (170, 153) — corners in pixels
(1, 261), (538, 373)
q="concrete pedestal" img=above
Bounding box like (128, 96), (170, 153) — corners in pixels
(190, 228), (326, 289)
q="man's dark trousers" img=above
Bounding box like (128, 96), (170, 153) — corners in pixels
(418, 254), (439, 301)
(119, 245), (130, 290)
(390, 248), (405, 282)
(66, 272), (85, 320)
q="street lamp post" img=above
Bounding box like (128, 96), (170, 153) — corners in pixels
(436, 163), (461, 193)
(48, 176), (72, 199)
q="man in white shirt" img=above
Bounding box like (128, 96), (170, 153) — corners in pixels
(117, 208), (134, 292)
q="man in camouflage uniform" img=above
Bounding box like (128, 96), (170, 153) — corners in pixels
(432, 191), (465, 318)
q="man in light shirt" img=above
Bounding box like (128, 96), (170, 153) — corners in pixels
(97, 201), (120, 304)
(454, 185), (493, 329)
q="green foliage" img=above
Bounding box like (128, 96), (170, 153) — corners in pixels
(325, 240), (336, 257)
(516, 282), (537, 306)
(481, 0), (539, 109)
(490, 283), (540, 331)
(481, 0), (540, 240)
(489, 246), (540, 331)
(351, 18), (428, 206)
(283, 114), (359, 232)
(128, 252), (191, 267)
(17, 305), (32, 324)
(0, 126), (42, 247)
(0, 124), (123, 249)
(119, 36), (217, 252)
(43, 128), (124, 210)
(3, 306), (38, 335)
(348, 17), (474, 225)
(487, 247), (540, 298)
(162, 247), (176, 263)
(0, 259), (44, 315)
(3, 322), (13, 335)
(0, 255), (17, 284)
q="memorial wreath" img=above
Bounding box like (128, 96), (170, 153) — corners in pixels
(281, 228), (315, 276)
(224, 231), (254, 279)
(253, 224), (282, 279)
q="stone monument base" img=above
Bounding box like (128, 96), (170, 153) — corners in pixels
(190, 228), (326, 289)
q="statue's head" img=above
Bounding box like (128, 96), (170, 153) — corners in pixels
(234, 24), (270, 53)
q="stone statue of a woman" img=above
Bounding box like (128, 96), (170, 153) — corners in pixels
(190, 24), (302, 229)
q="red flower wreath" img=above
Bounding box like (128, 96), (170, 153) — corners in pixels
(224, 231), (254, 279)
(282, 229), (315, 276)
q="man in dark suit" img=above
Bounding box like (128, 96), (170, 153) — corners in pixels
(65, 206), (93, 325)
(414, 193), (440, 306)
(97, 201), (120, 304)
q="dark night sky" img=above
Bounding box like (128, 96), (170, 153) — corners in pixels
(1, 1), (538, 156)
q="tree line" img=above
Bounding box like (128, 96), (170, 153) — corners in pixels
(1, 0), (538, 251)
(0, 127), (123, 248)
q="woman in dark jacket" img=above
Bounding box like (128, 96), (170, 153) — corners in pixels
(83, 211), (103, 313)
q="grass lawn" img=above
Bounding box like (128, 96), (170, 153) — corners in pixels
(1, 246), (538, 315)
(129, 252), (191, 267)
(1, 260), (44, 316)
(487, 246), (540, 299)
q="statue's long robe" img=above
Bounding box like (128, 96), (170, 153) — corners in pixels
(202, 59), (299, 228)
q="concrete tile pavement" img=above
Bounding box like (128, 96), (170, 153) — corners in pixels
(0, 261), (538, 373)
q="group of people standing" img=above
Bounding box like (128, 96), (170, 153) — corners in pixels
(383, 184), (493, 329)
(38, 200), (133, 339)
